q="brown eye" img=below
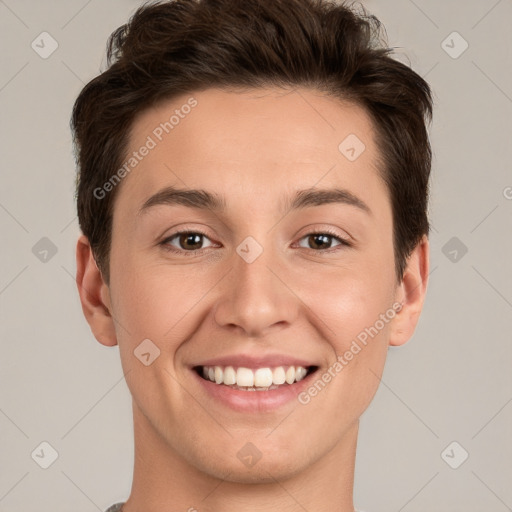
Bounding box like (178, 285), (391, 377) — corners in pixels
(161, 231), (215, 253)
(177, 233), (204, 250)
(306, 234), (333, 250)
(297, 231), (351, 251)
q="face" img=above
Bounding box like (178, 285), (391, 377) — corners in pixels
(100, 87), (406, 482)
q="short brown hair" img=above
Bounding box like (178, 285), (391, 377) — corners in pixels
(72, 0), (433, 284)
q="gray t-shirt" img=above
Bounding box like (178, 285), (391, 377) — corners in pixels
(105, 504), (124, 512)
(105, 504), (366, 511)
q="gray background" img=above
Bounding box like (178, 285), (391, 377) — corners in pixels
(1, 0), (511, 511)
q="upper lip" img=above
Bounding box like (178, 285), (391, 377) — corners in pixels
(193, 354), (317, 369)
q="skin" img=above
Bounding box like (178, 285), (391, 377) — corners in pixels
(76, 87), (429, 512)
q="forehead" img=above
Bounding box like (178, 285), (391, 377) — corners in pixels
(116, 87), (388, 216)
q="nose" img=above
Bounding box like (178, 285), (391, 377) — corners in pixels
(213, 242), (299, 337)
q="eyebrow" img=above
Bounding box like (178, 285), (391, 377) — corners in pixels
(139, 185), (371, 216)
(284, 187), (371, 216)
(139, 186), (226, 214)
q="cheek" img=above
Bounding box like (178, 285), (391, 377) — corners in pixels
(323, 281), (393, 350)
(108, 261), (202, 414)
(108, 251), (224, 353)
(294, 256), (395, 412)
(298, 255), (396, 349)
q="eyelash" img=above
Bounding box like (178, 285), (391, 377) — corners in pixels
(159, 228), (352, 256)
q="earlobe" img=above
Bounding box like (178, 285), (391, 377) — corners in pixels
(76, 235), (118, 347)
(389, 235), (429, 347)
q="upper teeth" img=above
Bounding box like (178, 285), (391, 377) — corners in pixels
(201, 365), (309, 387)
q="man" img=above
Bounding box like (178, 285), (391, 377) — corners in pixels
(72, 0), (432, 510)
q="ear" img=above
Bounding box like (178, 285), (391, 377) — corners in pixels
(389, 234), (429, 347)
(76, 234), (117, 346)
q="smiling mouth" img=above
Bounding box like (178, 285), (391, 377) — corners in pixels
(194, 365), (319, 391)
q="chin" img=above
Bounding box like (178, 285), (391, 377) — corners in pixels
(198, 454), (307, 484)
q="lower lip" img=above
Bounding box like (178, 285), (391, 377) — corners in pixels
(192, 369), (317, 413)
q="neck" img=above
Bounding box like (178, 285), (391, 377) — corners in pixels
(123, 404), (358, 512)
